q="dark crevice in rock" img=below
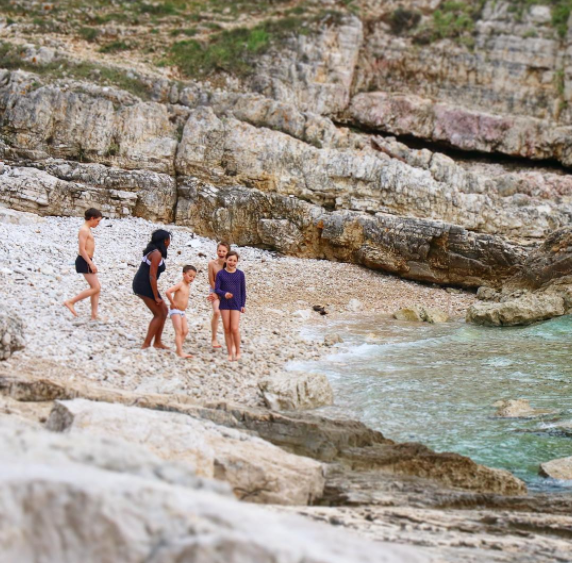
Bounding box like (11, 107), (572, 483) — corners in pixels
(333, 117), (571, 174)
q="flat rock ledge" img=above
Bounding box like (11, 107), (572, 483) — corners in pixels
(47, 398), (325, 506)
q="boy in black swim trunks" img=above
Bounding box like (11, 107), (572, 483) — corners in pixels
(63, 208), (103, 320)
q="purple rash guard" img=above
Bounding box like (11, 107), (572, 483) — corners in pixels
(215, 268), (246, 311)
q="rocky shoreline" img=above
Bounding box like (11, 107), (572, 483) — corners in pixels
(2, 207), (572, 562)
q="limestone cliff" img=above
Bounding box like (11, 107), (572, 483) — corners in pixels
(1, 0), (572, 287)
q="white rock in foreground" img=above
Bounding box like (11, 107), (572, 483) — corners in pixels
(259, 371), (334, 411)
(0, 413), (229, 494)
(47, 399), (324, 505)
(0, 462), (427, 563)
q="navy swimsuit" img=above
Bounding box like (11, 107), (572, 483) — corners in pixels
(132, 251), (166, 299)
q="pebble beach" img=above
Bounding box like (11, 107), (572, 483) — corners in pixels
(0, 209), (475, 406)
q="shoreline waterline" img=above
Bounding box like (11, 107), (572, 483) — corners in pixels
(290, 314), (572, 495)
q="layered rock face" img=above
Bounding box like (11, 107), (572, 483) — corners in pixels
(2, 1), (572, 289)
(352, 1), (572, 164)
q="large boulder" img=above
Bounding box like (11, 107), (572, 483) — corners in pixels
(466, 294), (566, 326)
(46, 399), (325, 505)
(350, 92), (572, 167)
(0, 308), (25, 360)
(259, 371), (334, 411)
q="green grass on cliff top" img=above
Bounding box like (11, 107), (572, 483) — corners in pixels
(166, 16), (311, 78)
(0, 0), (352, 80)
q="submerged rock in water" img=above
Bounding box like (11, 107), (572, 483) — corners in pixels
(466, 294), (566, 326)
(393, 306), (449, 323)
(539, 456), (572, 480)
(323, 332), (343, 346)
(493, 399), (556, 418)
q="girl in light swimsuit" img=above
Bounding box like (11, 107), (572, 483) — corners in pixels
(132, 229), (171, 349)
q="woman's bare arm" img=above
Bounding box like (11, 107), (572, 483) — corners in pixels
(148, 250), (162, 302)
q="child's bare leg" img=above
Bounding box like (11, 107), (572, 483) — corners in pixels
(210, 297), (221, 347)
(230, 310), (241, 360)
(85, 274), (101, 320)
(221, 310), (234, 361)
(181, 316), (192, 358)
(172, 315), (192, 358)
(63, 274), (101, 317)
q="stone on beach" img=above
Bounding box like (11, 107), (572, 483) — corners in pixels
(392, 306), (449, 323)
(47, 398), (325, 505)
(259, 371), (334, 411)
(0, 308), (25, 360)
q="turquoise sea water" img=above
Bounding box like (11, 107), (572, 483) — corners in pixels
(291, 315), (572, 493)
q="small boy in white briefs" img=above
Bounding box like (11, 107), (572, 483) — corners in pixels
(166, 265), (196, 358)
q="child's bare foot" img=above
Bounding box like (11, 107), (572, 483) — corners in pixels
(228, 355), (234, 361)
(153, 342), (170, 350)
(142, 343), (151, 349)
(235, 352), (242, 361)
(63, 301), (78, 317)
(178, 353), (194, 359)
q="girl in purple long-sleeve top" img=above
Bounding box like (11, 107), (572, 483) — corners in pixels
(214, 251), (246, 361)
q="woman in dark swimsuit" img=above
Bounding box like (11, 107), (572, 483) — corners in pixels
(132, 229), (171, 349)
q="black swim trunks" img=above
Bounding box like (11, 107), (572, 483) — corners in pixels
(75, 255), (93, 274)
